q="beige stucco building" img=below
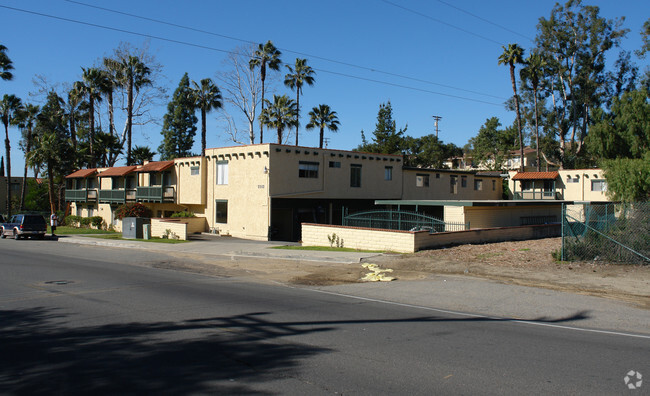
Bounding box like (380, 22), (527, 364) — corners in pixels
(508, 169), (609, 201)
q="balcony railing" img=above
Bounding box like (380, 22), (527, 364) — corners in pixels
(136, 186), (175, 203)
(65, 189), (98, 202)
(514, 191), (562, 200)
(98, 189), (127, 203)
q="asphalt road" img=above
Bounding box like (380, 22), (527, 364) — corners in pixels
(1, 240), (648, 395)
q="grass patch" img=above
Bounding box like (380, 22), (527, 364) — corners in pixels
(50, 226), (116, 235)
(271, 245), (383, 253)
(89, 234), (188, 244)
(519, 248), (531, 251)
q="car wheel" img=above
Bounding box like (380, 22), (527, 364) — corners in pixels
(37, 234), (44, 240)
(13, 230), (20, 240)
(0, 228), (5, 239)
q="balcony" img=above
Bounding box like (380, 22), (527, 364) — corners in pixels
(65, 189), (98, 202)
(514, 191), (562, 200)
(136, 186), (175, 203)
(98, 189), (135, 204)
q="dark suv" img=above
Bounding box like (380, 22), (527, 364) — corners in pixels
(1, 214), (47, 239)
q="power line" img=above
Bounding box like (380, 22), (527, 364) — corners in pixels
(432, 0), (534, 42)
(0, 4), (504, 106)
(380, 0), (506, 46)
(62, 0), (506, 101)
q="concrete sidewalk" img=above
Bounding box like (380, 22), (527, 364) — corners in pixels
(56, 234), (381, 264)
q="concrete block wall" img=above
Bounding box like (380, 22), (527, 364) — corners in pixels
(301, 223), (416, 253)
(151, 218), (188, 240)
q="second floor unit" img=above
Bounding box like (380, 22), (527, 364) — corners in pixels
(65, 161), (177, 205)
(508, 169), (609, 201)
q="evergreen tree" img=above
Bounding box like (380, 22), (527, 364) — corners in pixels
(356, 101), (406, 155)
(159, 73), (198, 160)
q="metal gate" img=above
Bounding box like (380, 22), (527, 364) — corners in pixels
(342, 208), (469, 233)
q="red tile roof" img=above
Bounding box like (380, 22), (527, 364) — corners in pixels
(97, 166), (138, 177)
(511, 171), (559, 180)
(135, 160), (175, 172)
(65, 168), (97, 179)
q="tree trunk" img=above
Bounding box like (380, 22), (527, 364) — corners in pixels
(69, 111), (77, 154)
(201, 108), (206, 157)
(533, 87), (540, 172)
(295, 90), (300, 146)
(127, 77), (134, 165)
(319, 126), (324, 149)
(19, 127), (31, 210)
(277, 126), (282, 144)
(510, 64), (525, 172)
(89, 98), (95, 168)
(4, 125), (11, 217)
(47, 160), (55, 215)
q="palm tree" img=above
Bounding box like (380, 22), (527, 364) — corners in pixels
(259, 95), (297, 144)
(131, 145), (155, 165)
(105, 56), (152, 165)
(0, 44), (13, 82)
(498, 43), (525, 172)
(15, 103), (39, 210)
(306, 104), (340, 149)
(249, 41), (282, 144)
(1, 94), (24, 217)
(284, 58), (315, 146)
(520, 51), (547, 172)
(191, 78), (222, 157)
(74, 67), (106, 168)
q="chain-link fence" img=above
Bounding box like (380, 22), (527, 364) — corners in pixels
(562, 202), (650, 264)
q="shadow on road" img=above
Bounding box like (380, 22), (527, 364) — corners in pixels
(0, 307), (590, 393)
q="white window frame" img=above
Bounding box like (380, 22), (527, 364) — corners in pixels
(216, 161), (229, 185)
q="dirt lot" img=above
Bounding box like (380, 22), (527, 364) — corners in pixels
(164, 237), (650, 309)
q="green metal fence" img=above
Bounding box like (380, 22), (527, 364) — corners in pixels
(561, 202), (650, 264)
(342, 208), (469, 233)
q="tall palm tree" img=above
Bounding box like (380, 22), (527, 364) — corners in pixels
(105, 56), (152, 165)
(520, 51), (547, 172)
(284, 58), (315, 146)
(191, 78), (222, 157)
(0, 44), (13, 83)
(1, 94), (24, 217)
(249, 41), (282, 144)
(15, 103), (39, 210)
(74, 67), (106, 168)
(259, 94), (297, 144)
(306, 104), (340, 149)
(498, 43), (525, 172)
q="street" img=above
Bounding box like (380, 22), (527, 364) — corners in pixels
(1, 240), (648, 395)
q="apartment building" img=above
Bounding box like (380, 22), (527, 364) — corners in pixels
(508, 169), (609, 201)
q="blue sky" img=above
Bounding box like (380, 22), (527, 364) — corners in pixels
(1, 0), (648, 172)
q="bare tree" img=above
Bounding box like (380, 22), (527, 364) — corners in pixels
(216, 44), (263, 145)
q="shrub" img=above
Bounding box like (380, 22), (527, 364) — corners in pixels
(65, 215), (82, 227)
(91, 216), (103, 229)
(80, 217), (93, 227)
(170, 210), (196, 218)
(115, 203), (151, 220)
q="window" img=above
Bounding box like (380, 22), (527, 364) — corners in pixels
(474, 179), (483, 191)
(216, 161), (228, 185)
(190, 166), (200, 175)
(450, 176), (458, 194)
(566, 175), (579, 183)
(591, 179), (607, 192)
(350, 164), (362, 187)
(88, 205), (94, 217)
(150, 173), (158, 186)
(492, 179), (496, 191)
(329, 161), (341, 168)
(416, 174), (429, 187)
(215, 200), (228, 223)
(385, 166), (393, 181)
(522, 181), (533, 191)
(299, 161), (319, 178)
(461, 176), (467, 188)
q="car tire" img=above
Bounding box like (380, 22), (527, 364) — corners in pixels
(0, 228), (5, 239)
(13, 230), (20, 240)
(37, 234), (44, 240)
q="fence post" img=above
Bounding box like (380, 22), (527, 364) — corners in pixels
(560, 203), (566, 261)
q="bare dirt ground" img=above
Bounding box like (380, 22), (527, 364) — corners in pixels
(163, 237), (650, 309)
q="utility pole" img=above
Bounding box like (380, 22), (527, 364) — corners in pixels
(432, 115), (442, 138)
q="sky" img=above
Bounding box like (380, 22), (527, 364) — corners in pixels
(1, 0), (648, 173)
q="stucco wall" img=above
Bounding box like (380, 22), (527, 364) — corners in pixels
(463, 205), (561, 228)
(175, 157), (206, 205)
(151, 218), (187, 240)
(402, 169), (502, 201)
(508, 169), (609, 201)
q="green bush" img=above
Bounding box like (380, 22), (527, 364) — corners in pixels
(115, 203), (151, 220)
(170, 210), (196, 218)
(65, 215), (82, 226)
(80, 217), (93, 227)
(91, 216), (103, 229)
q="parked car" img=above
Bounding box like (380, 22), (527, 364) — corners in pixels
(1, 214), (47, 239)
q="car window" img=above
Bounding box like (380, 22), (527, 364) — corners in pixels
(24, 215), (46, 225)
